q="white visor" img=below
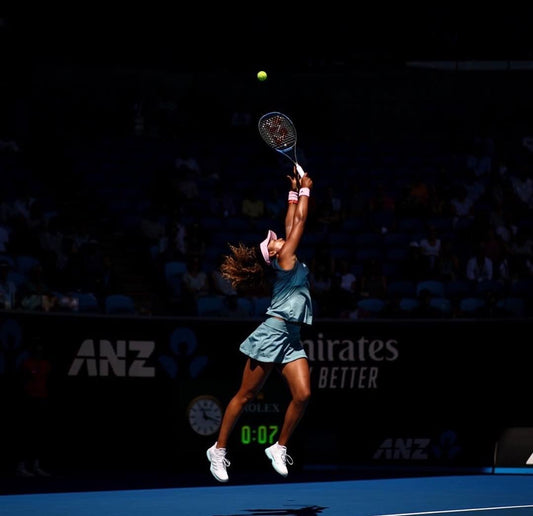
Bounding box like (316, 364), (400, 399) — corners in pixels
(259, 230), (277, 265)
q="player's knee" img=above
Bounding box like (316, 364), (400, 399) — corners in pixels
(294, 389), (311, 406)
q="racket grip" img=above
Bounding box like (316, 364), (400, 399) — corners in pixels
(296, 163), (305, 178)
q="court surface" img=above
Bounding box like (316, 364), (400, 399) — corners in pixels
(1, 474), (533, 516)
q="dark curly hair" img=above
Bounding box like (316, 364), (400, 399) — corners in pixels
(220, 243), (271, 294)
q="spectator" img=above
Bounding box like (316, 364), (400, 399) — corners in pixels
(93, 254), (124, 302)
(481, 226), (507, 274)
(402, 241), (427, 283)
(38, 216), (65, 273)
(488, 200), (516, 244)
(208, 184), (238, 219)
(404, 176), (430, 217)
(310, 242), (336, 279)
(240, 187), (265, 227)
(174, 168), (201, 216)
(211, 254), (237, 297)
(0, 221), (9, 252)
(159, 213), (187, 262)
(0, 260), (18, 309)
(466, 244), (493, 284)
(418, 225), (442, 278)
(449, 185), (474, 231)
(184, 220), (208, 260)
(436, 240), (462, 282)
(174, 154), (201, 176)
(333, 258), (358, 315)
(265, 186), (286, 223)
(220, 295), (251, 318)
(508, 161), (533, 212)
(139, 207), (166, 248)
(55, 236), (85, 292)
(344, 182), (368, 219)
(315, 185), (343, 232)
(367, 182), (396, 234)
(182, 256), (209, 302)
(466, 135), (494, 179)
(509, 228), (533, 278)
(19, 263), (59, 312)
(309, 261), (334, 316)
(15, 338), (52, 478)
(358, 258), (387, 299)
(412, 288), (442, 318)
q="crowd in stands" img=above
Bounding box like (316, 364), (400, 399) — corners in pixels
(1, 126), (533, 320)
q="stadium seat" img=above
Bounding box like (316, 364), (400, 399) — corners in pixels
(164, 260), (187, 280)
(104, 294), (136, 315)
(475, 279), (505, 297)
(416, 279), (445, 298)
(73, 292), (100, 312)
(398, 297), (420, 313)
(196, 295), (225, 317)
(444, 279), (473, 300)
(387, 280), (417, 299)
(496, 296), (526, 317)
(458, 296), (486, 316)
(429, 297), (452, 315)
(357, 297), (386, 317)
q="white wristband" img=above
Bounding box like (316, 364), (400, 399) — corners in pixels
(288, 191), (299, 201)
(299, 187), (310, 197)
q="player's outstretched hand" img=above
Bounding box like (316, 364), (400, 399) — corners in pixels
(287, 166), (300, 191)
(300, 172), (313, 190)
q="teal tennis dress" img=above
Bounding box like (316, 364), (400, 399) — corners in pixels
(239, 258), (313, 364)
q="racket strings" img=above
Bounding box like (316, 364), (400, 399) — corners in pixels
(259, 115), (297, 150)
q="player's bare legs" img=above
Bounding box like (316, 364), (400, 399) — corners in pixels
(216, 359), (273, 449)
(277, 357), (311, 446)
(264, 357), (311, 476)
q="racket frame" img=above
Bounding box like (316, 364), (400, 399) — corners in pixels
(258, 112), (304, 177)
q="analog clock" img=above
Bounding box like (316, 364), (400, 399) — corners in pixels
(187, 395), (223, 436)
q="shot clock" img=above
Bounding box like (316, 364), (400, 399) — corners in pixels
(240, 424), (279, 445)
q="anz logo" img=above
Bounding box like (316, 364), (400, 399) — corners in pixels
(68, 327), (208, 379)
(68, 339), (156, 377)
(373, 430), (461, 461)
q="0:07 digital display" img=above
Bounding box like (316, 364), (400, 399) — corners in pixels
(240, 424), (279, 445)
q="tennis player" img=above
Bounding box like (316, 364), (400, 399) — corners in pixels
(207, 167), (314, 482)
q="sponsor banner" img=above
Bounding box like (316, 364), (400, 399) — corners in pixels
(0, 313), (531, 473)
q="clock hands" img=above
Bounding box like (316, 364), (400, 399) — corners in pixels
(188, 396), (222, 436)
(201, 408), (221, 423)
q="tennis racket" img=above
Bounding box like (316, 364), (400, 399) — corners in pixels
(258, 112), (304, 177)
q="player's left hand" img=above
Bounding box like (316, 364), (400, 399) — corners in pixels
(287, 166), (300, 191)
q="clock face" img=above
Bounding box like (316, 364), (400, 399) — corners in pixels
(187, 395), (223, 436)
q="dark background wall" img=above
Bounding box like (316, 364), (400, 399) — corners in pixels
(1, 311), (531, 478)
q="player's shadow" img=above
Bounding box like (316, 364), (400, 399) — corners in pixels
(215, 505), (327, 516)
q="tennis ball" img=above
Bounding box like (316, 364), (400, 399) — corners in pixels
(257, 70), (267, 82)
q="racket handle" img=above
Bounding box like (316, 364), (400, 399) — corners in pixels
(296, 163), (305, 177)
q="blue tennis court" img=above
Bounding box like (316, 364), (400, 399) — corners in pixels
(2, 474), (533, 515)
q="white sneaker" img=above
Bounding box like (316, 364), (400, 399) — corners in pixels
(265, 442), (293, 477)
(206, 443), (230, 482)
